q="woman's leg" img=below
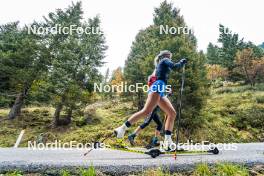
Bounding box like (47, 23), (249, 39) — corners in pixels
(129, 106), (158, 146)
(152, 113), (162, 133)
(157, 97), (177, 149)
(128, 126), (142, 146)
(139, 114), (153, 130)
(157, 96), (176, 132)
(134, 126), (142, 135)
(154, 130), (160, 137)
(148, 112), (162, 147)
(127, 92), (160, 124)
(114, 92), (160, 138)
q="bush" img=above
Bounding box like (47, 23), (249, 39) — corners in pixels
(254, 83), (264, 91)
(234, 107), (264, 130)
(76, 116), (87, 127)
(79, 165), (96, 176)
(194, 163), (249, 176)
(215, 163), (249, 176)
(215, 83), (264, 94)
(211, 79), (223, 88)
(60, 169), (71, 176)
(0, 96), (12, 108)
(194, 163), (212, 176)
(256, 96), (264, 104)
(5, 170), (23, 176)
(142, 167), (172, 176)
(215, 87), (233, 94)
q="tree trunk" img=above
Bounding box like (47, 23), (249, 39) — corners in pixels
(53, 95), (66, 126)
(66, 108), (72, 123)
(137, 91), (144, 110)
(8, 83), (31, 119)
(251, 71), (259, 87)
(243, 66), (253, 87)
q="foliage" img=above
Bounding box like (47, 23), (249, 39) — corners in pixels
(205, 64), (228, 81)
(256, 96), (264, 104)
(0, 2), (107, 122)
(214, 83), (264, 94)
(79, 165), (96, 176)
(215, 163), (249, 176)
(41, 2), (107, 125)
(193, 163), (211, 176)
(217, 24), (245, 70)
(110, 67), (125, 94)
(206, 42), (221, 65)
(235, 48), (264, 86)
(193, 163), (249, 176)
(207, 25), (264, 82)
(196, 85), (264, 143)
(60, 169), (71, 176)
(0, 22), (50, 117)
(142, 163), (250, 176)
(142, 167), (174, 176)
(4, 170), (23, 176)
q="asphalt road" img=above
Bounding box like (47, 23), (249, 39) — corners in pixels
(0, 143), (263, 175)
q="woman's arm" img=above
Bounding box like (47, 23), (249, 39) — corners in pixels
(151, 69), (156, 76)
(163, 58), (187, 69)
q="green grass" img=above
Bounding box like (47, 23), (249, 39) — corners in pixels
(1, 163), (262, 175)
(0, 101), (140, 147)
(0, 84), (263, 147)
(256, 96), (264, 104)
(142, 167), (179, 176)
(60, 169), (71, 176)
(193, 163), (212, 176)
(193, 163), (249, 176)
(79, 165), (96, 176)
(0, 107), (55, 147)
(214, 83), (264, 94)
(3, 170), (23, 176)
(215, 163), (249, 176)
(141, 163), (251, 176)
(195, 85), (264, 143)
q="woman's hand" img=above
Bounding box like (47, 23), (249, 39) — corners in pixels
(180, 58), (187, 65)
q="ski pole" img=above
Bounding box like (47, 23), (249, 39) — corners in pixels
(174, 65), (185, 159)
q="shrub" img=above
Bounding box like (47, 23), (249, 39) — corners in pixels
(79, 165), (96, 176)
(76, 116), (87, 127)
(215, 87), (233, 94)
(142, 167), (172, 176)
(5, 170), (23, 176)
(215, 163), (249, 176)
(215, 83), (264, 94)
(60, 169), (70, 176)
(256, 96), (264, 104)
(193, 163), (212, 176)
(0, 96), (11, 108)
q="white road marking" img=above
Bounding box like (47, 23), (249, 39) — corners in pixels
(14, 130), (25, 148)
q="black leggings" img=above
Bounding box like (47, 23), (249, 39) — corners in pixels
(140, 107), (163, 131)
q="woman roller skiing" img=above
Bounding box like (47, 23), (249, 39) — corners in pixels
(114, 50), (187, 150)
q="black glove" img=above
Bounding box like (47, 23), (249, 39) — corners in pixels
(180, 58), (187, 65)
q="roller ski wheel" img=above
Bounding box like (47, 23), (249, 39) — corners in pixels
(145, 149), (162, 158)
(208, 147), (219, 154)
